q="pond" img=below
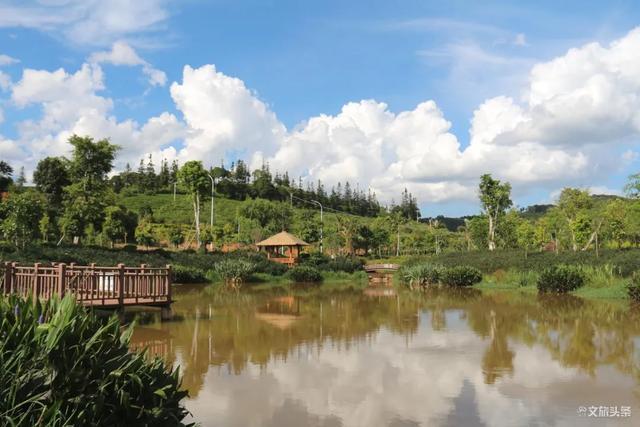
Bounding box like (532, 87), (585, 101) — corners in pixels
(131, 284), (640, 426)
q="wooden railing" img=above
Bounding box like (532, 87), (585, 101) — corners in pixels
(1, 262), (172, 308)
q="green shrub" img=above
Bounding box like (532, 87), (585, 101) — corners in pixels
(173, 265), (208, 283)
(627, 272), (640, 302)
(405, 248), (640, 277)
(122, 244), (137, 252)
(537, 265), (586, 293)
(400, 264), (443, 289)
(214, 259), (257, 290)
(325, 256), (364, 273)
(0, 295), (190, 426)
(287, 265), (323, 283)
(440, 266), (483, 287)
(300, 253), (363, 273)
(0, 241), (15, 253)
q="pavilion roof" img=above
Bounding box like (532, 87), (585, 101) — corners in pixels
(256, 231), (310, 247)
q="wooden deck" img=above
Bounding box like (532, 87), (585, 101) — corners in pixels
(1, 262), (172, 310)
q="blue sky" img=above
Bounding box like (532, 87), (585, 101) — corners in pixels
(1, 0), (640, 216)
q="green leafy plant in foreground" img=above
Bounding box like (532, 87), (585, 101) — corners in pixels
(0, 295), (191, 426)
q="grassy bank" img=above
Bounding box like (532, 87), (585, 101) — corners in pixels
(395, 262), (634, 300)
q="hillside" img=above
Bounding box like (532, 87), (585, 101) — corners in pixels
(118, 193), (428, 248)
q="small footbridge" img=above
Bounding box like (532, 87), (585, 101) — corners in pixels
(364, 264), (400, 286)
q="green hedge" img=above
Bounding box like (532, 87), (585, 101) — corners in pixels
(287, 265), (323, 283)
(537, 265), (586, 293)
(399, 264), (482, 288)
(440, 266), (483, 287)
(0, 295), (190, 426)
(299, 253), (364, 273)
(402, 249), (640, 277)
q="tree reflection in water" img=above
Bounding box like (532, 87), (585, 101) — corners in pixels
(131, 284), (640, 410)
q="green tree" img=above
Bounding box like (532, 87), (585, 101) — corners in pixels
(295, 209), (320, 243)
(60, 136), (119, 244)
(239, 198), (292, 236)
(516, 219), (536, 258)
(603, 199), (628, 248)
(33, 157), (71, 208)
(102, 206), (131, 247)
(467, 216), (488, 250)
(68, 135), (119, 184)
(624, 172), (640, 198)
(0, 192), (44, 248)
(384, 211), (407, 256)
(0, 161), (12, 192)
(15, 166), (26, 190)
(135, 221), (156, 249)
(557, 188), (592, 251)
(177, 161), (209, 248)
(478, 174), (513, 251)
(39, 213), (54, 242)
(169, 227), (184, 249)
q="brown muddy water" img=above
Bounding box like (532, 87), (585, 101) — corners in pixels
(130, 284), (640, 426)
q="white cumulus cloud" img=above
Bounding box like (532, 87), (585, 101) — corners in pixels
(90, 41), (167, 86)
(5, 27), (640, 207)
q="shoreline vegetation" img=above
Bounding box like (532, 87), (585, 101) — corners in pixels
(3, 243), (640, 301)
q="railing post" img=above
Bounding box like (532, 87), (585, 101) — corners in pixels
(166, 264), (172, 302)
(11, 262), (16, 294)
(3, 262), (11, 295)
(33, 263), (40, 302)
(118, 263), (125, 308)
(139, 264), (146, 303)
(58, 263), (66, 298)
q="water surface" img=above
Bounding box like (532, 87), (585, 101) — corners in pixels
(131, 285), (640, 426)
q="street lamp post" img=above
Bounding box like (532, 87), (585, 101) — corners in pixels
(207, 174), (216, 228)
(310, 200), (323, 253)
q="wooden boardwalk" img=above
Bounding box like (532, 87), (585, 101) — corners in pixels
(1, 262), (172, 310)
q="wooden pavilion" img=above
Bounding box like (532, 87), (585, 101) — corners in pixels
(256, 231), (309, 267)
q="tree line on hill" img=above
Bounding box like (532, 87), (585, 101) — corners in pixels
(0, 135), (419, 252)
(107, 154), (420, 220)
(2, 134), (640, 257)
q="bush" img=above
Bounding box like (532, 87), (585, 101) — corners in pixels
(0, 295), (190, 425)
(173, 265), (208, 283)
(440, 266), (483, 287)
(214, 259), (257, 290)
(0, 241), (15, 253)
(287, 265), (323, 283)
(627, 272), (640, 302)
(300, 253), (364, 273)
(122, 244), (137, 252)
(537, 265), (586, 293)
(325, 256), (364, 273)
(400, 264), (443, 289)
